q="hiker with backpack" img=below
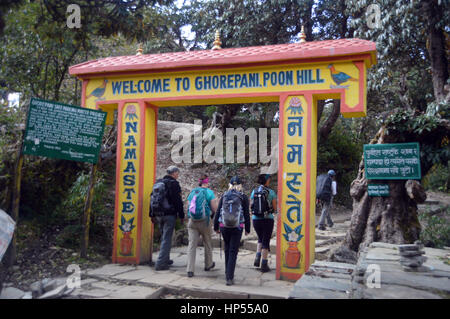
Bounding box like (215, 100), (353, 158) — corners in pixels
(250, 174), (277, 273)
(316, 169), (337, 231)
(213, 176), (251, 286)
(186, 175), (218, 278)
(149, 166), (184, 270)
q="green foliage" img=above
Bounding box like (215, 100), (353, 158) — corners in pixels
(317, 118), (362, 207)
(383, 109), (450, 175)
(419, 208), (450, 248)
(423, 163), (450, 193)
(187, 0), (312, 49)
(54, 170), (111, 248)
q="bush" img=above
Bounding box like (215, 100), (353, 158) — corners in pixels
(418, 207), (450, 248)
(317, 119), (362, 207)
(423, 163), (450, 193)
(54, 170), (112, 249)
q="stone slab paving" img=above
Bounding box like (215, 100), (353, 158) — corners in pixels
(69, 247), (294, 299)
(290, 242), (450, 299)
(351, 242), (450, 299)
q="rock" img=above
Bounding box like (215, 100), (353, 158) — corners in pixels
(173, 228), (188, 246)
(399, 250), (424, 257)
(29, 280), (43, 298)
(414, 240), (424, 250)
(22, 292), (33, 299)
(42, 279), (57, 293)
(398, 244), (420, 252)
(329, 246), (358, 264)
(400, 256), (427, 267)
(38, 284), (67, 299)
(405, 180), (427, 203)
(402, 265), (432, 272)
(369, 242), (398, 250)
(0, 287), (26, 299)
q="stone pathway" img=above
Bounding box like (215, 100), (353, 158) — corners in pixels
(1, 210), (352, 299)
(290, 242), (450, 299)
(61, 247), (293, 299)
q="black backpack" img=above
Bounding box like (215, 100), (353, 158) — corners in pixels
(316, 174), (332, 202)
(221, 190), (243, 228)
(150, 179), (171, 217)
(252, 185), (271, 217)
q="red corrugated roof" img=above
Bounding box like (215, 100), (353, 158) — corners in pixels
(69, 38), (376, 76)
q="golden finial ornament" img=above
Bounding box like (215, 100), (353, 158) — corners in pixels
(212, 30), (222, 50)
(299, 25), (307, 43)
(136, 43), (143, 55)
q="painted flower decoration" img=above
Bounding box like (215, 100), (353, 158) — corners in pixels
(283, 223), (303, 242)
(286, 97), (304, 115)
(125, 105), (138, 120)
(119, 216), (135, 233)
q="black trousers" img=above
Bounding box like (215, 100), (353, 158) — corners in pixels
(220, 227), (243, 280)
(253, 218), (274, 250)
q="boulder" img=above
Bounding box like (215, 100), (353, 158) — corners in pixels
(38, 284), (67, 299)
(400, 256), (427, 268)
(398, 244), (420, 253)
(399, 250), (425, 257)
(29, 281), (43, 298)
(0, 287), (26, 299)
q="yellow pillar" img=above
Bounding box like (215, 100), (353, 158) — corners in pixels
(112, 101), (157, 264)
(277, 94), (317, 281)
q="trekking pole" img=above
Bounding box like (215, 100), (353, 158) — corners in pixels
(219, 232), (222, 259)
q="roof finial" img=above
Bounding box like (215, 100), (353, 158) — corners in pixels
(136, 43), (143, 55)
(299, 25), (307, 43)
(212, 30), (222, 50)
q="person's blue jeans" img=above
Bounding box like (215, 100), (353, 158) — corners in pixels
(220, 227), (243, 280)
(156, 215), (176, 268)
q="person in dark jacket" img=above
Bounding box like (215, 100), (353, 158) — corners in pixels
(213, 176), (250, 286)
(152, 166), (184, 270)
(250, 174), (277, 272)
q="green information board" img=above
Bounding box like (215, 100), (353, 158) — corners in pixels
(23, 98), (106, 164)
(364, 142), (421, 180)
(368, 184), (390, 197)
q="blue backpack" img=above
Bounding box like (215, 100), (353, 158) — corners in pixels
(188, 188), (209, 221)
(221, 190), (243, 228)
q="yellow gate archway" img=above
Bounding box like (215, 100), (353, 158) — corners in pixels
(70, 36), (376, 281)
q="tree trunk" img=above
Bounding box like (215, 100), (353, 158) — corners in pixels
(217, 104), (240, 132)
(340, 127), (423, 254)
(80, 163), (98, 259)
(4, 132), (24, 267)
(422, 0), (449, 103)
(319, 99), (340, 142)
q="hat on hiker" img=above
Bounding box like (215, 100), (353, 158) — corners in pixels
(328, 169), (336, 176)
(199, 175), (209, 185)
(230, 176), (242, 185)
(167, 165), (180, 175)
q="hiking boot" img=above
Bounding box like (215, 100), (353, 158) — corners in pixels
(155, 264), (170, 271)
(187, 272), (194, 278)
(254, 254), (261, 267)
(205, 262), (215, 271)
(261, 260), (270, 273)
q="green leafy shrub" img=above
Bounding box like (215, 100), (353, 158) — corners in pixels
(54, 171), (112, 250)
(419, 208), (450, 248)
(423, 163), (450, 193)
(317, 119), (362, 207)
